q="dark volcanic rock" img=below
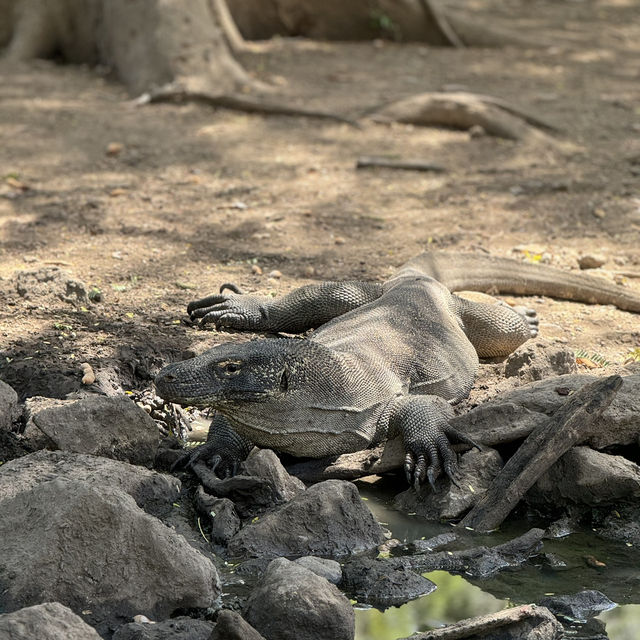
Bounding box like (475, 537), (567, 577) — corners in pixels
(195, 488), (241, 545)
(294, 556), (342, 584)
(244, 558), (354, 640)
(0, 478), (219, 633)
(227, 479), (385, 559)
(113, 616), (215, 640)
(454, 373), (640, 449)
(199, 448), (306, 518)
(241, 448), (306, 502)
(0, 602), (102, 639)
(0, 449), (180, 518)
(0, 379), (19, 430)
(342, 557), (436, 608)
(529, 446), (640, 506)
(210, 610), (267, 640)
(538, 590), (616, 622)
(27, 395), (159, 465)
(394, 448), (503, 520)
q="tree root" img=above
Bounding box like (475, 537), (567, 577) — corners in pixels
(134, 83), (360, 127)
(368, 91), (560, 140)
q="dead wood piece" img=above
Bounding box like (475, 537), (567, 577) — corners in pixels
(137, 84), (359, 127)
(460, 375), (623, 532)
(400, 603), (562, 640)
(369, 92), (558, 140)
(356, 156), (446, 172)
(400, 527), (545, 576)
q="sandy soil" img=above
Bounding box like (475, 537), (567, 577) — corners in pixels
(1, 0), (639, 401)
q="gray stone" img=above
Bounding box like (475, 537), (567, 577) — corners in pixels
(0, 602), (102, 640)
(241, 448), (306, 503)
(529, 446), (640, 506)
(195, 488), (241, 545)
(455, 373), (640, 450)
(294, 557), (342, 584)
(341, 557), (436, 609)
(0, 478), (220, 633)
(394, 448), (503, 520)
(27, 395), (159, 465)
(0, 449), (180, 517)
(228, 479), (385, 559)
(199, 448), (306, 519)
(113, 616), (215, 640)
(0, 379), (19, 430)
(210, 610), (266, 640)
(15, 267), (88, 305)
(504, 339), (577, 382)
(539, 590), (616, 622)
(244, 558), (354, 640)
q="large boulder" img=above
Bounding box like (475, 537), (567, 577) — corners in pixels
(24, 395), (159, 465)
(227, 479), (385, 559)
(244, 558), (354, 640)
(0, 478), (220, 633)
(0, 602), (102, 640)
(529, 446), (640, 506)
(454, 373), (640, 449)
(0, 449), (180, 517)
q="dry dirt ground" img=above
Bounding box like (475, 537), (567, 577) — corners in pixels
(1, 0), (639, 402)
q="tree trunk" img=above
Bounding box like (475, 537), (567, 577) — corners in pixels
(2, 0), (251, 97)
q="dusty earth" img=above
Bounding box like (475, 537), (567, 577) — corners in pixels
(1, 0), (639, 406)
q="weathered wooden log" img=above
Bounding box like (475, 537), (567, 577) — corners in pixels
(399, 603), (562, 640)
(460, 375), (622, 532)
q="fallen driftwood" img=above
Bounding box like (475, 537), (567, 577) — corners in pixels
(460, 375), (623, 532)
(368, 91), (559, 140)
(399, 603), (563, 640)
(356, 156), (446, 172)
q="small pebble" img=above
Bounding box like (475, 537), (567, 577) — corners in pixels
(251, 264), (263, 275)
(80, 362), (95, 385)
(334, 236), (346, 245)
(469, 125), (486, 138)
(132, 615), (155, 624)
(106, 142), (124, 156)
(267, 270), (282, 279)
(578, 254), (606, 269)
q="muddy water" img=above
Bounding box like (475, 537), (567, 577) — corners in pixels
(355, 483), (640, 640)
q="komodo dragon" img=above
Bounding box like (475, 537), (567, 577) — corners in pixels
(155, 252), (640, 489)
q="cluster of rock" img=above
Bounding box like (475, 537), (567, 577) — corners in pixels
(0, 336), (638, 639)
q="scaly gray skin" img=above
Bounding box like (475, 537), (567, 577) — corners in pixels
(155, 251), (640, 489)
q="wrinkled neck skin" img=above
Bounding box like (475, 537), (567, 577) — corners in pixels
(224, 339), (402, 450)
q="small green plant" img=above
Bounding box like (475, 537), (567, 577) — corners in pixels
(369, 9), (400, 40)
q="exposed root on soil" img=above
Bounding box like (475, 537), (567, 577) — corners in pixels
(134, 83), (361, 127)
(368, 91), (560, 140)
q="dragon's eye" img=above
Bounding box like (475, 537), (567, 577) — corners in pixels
(224, 362), (241, 373)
